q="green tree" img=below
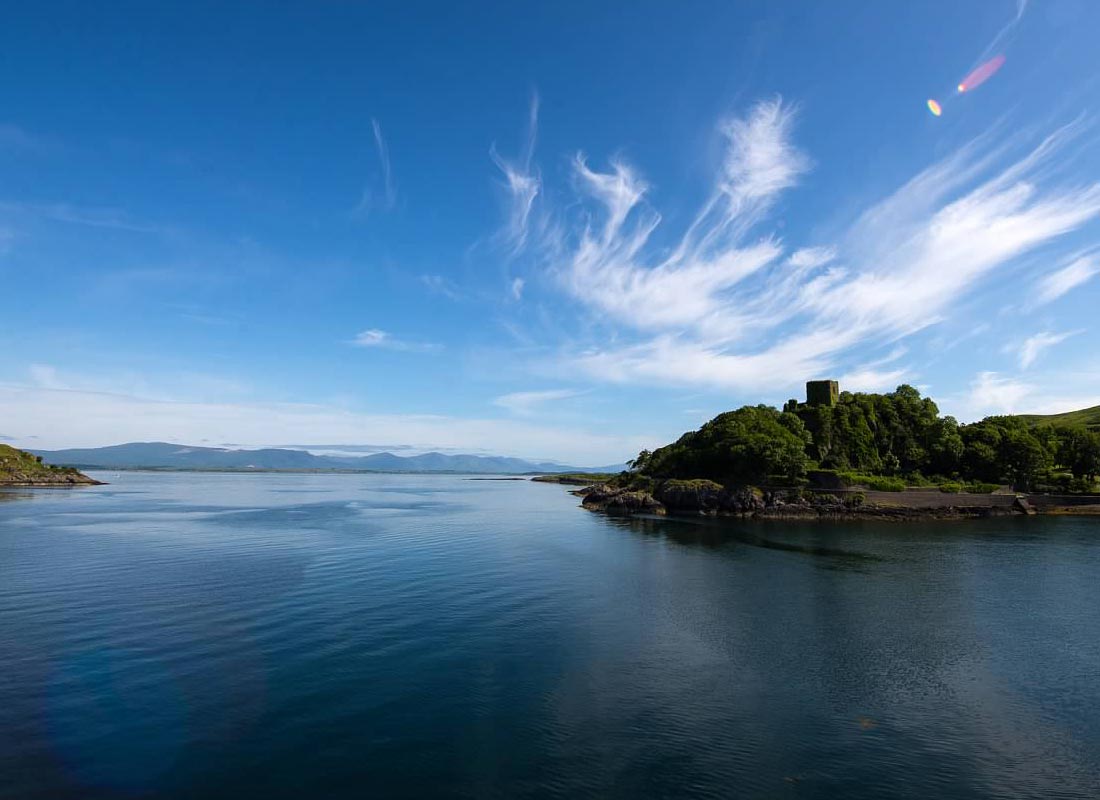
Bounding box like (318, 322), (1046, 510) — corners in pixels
(961, 416), (1055, 490)
(628, 449), (652, 473)
(925, 416), (964, 476)
(640, 405), (809, 484)
(1057, 428), (1100, 482)
(999, 427), (1051, 490)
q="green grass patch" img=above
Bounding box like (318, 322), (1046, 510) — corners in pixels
(836, 471), (906, 492)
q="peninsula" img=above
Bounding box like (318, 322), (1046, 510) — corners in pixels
(564, 382), (1100, 520)
(0, 444), (103, 487)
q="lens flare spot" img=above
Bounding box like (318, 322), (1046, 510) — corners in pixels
(958, 55), (1005, 93)
(927, 99), (942, 117)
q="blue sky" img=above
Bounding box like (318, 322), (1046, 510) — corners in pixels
(3, 0), (1100, 464)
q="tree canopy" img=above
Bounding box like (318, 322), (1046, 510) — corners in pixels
(635, 405), (810, 484)
(635, 386), (1100, 492)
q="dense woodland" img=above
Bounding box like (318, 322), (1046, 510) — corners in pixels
(629, 386), (1100, 493)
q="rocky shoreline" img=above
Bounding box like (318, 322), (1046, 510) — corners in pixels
(0, 474), (105, 487)
(0, 444), (105, 487)
(571, 480), (1097, 521)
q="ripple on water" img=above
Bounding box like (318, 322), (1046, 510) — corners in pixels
(1, 473), (1099, 799)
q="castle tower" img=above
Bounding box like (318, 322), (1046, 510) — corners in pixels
(806, 380), (839, 407)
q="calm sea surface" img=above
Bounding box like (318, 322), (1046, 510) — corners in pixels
(1, 472), (1098, 799)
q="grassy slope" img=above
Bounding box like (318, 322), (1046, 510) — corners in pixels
(0, 444), (100, 485)
(1018, 406), (1100, 431)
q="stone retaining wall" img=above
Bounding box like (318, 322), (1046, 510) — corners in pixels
(1026, 494), (1100, 509)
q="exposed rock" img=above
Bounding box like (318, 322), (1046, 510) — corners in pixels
(577, 477), (1026, 521)
(581, 484), (665, 515)
(654, 480), (767, 516)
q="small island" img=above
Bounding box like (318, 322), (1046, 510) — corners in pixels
(0, 444), (103, 487)
(556, 381), (1100, 520)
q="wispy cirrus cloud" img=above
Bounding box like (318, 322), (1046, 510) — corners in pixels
(350, 328), (440, 353)
(21, 363), (250, 402)
(499, 99), (1100, 394)
(420, 273), (464, 301)
(0, 201), (170, 234)
(840, 347), (911, 392)
(555, 99), (811, 341)
(1030, 252), (1100, 307)
(839, 368), (910, 393)
(492, 388), (583, 416)
(1014, 330), (1078, 369)
(354, 118), (396, 217)
(491, 93), (540, 254)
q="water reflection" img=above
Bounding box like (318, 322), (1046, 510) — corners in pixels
(0, 489), (36, 503)
(1, 474), (1098, 799)
(607, 512), (883, 567)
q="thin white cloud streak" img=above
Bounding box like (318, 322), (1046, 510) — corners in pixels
(492, 388), (581, 416)
(513, 102), (1100, 393)
(1016, 330), (1076, 369)
(420, 274), (464, 301)
(839, 368), (910, 393)
(0, 385), (644, 464)
(788, 246), (836, 269)
(373, 119), (395, 207)
(510, 277), (525, 300)
(350, 329), (441, 353)
(1031, 253), (1100, 306)
(491, 93), (540, 253)
(973, 0), (1028, 66)
(354, 118), (396, 216)
(23, 363), (250, 404)
(0, 201), (169, 233)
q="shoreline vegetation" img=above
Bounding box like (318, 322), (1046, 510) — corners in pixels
(540, 382), (1100, 521)
(0, 445), (103, 487)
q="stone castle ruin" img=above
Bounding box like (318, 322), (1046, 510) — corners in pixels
(805, 380), (839, 407)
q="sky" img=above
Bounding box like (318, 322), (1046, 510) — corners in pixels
(2, 0), (1100, 465)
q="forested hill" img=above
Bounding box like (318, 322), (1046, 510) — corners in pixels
(629, 386), (1100, 493)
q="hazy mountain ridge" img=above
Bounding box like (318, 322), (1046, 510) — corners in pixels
(31, 442), (625, 474)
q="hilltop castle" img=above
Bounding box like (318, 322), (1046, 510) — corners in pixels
(805, 380), (839, 407)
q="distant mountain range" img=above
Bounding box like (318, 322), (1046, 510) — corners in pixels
(31, 442), (626, 475)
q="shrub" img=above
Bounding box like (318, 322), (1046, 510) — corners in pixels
(939, 482), (962, 493)
(838, 471), (906, 492)
(962, 481), (1000, 494)
(662, 479), (723, 493)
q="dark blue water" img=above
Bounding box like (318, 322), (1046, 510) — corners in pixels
(1, 473), (1098, 799)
